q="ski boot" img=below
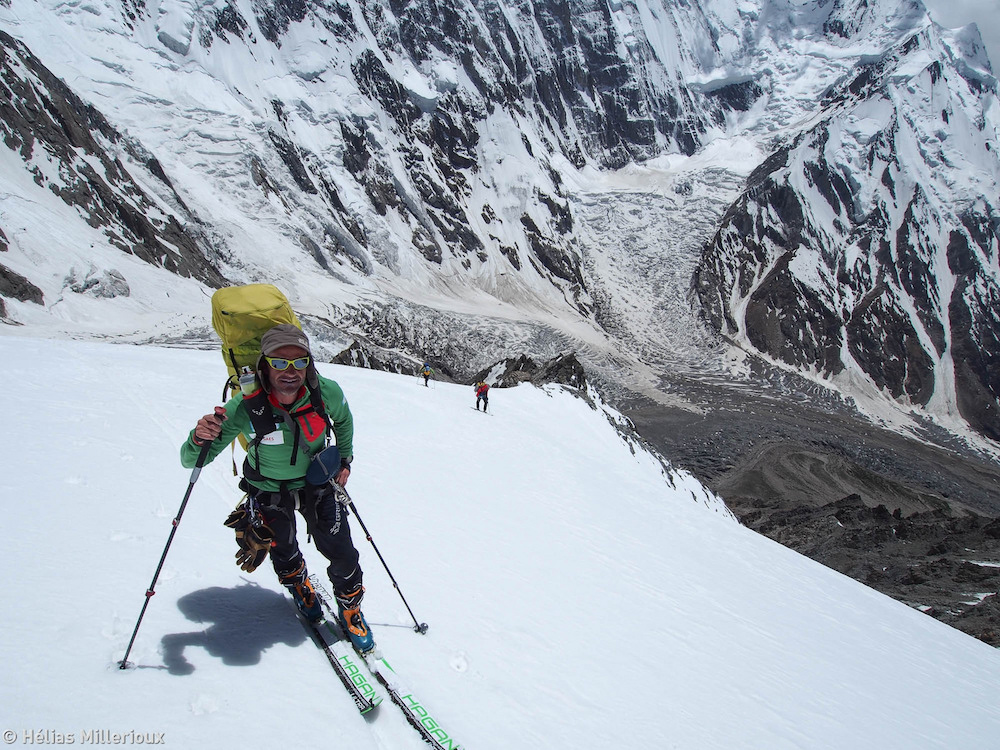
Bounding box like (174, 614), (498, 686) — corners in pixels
(336, 585), (374, 653)
(281, 563), (323, 623)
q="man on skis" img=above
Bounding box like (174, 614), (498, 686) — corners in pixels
(180, 324), (374, 653)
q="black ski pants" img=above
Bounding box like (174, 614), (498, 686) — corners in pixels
(251, 484), (363, 597)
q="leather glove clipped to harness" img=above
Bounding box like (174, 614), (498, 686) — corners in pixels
(224, 504), (275, 573)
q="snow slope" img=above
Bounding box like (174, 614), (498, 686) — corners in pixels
(2, 336), (999, 749)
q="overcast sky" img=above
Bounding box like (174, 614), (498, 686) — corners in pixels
(921, 0), (1000, 71)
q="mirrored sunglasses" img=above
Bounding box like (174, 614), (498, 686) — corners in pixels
(264, 355), (311, 371)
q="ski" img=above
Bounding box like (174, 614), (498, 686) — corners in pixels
(309, 576), (465, 750)
(360, 650), (465, 750)
(292, 600), (382, 715)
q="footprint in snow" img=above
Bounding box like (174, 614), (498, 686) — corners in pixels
(449, 652), (469, 673)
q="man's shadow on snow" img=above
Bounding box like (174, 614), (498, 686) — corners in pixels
(161, 582), (306, 675)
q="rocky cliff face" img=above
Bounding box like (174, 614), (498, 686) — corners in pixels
(0, 30), (225, 290)
(694, 24), (1000, 439)
(473, 351), (586, 390)
(0, 0), (768, 368)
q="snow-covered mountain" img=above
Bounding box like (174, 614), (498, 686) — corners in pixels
(4, 335), (1000, 748)
(694, 15), (1000, 442)
(0, 0), (997, 445)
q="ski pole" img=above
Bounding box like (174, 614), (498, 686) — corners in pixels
(118, 440), (213, 669)
(335, 484), (429, 634)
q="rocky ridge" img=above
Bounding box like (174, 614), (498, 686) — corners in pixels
(623, 365), (1000, 647)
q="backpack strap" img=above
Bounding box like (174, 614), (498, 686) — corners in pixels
(307, 381), (333, 435)
(222, 348), (242, 402)
(240, 382), (333, 485)
(242, 387), (279, 438)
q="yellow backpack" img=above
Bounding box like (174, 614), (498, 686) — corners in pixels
(211, 283), (301, 400)
(210, 284), (302, 454)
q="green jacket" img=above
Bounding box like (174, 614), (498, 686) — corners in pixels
(180, 375), (353, 492)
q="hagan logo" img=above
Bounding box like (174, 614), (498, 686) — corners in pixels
(337, 654), (378, 700)
(401, 693), (462, 748)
